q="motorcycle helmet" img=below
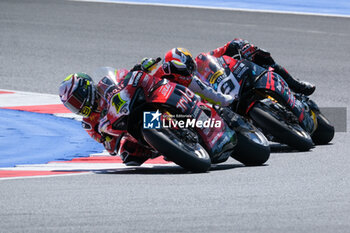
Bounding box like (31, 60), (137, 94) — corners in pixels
(164, 48), (197, 75)
(59, 72), (96, 117)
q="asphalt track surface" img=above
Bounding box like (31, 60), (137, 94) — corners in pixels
(1, 0), (350, 232)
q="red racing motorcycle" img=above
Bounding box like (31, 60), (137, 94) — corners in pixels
(195, 54), (334, 151)
(94, 67), (270, 172)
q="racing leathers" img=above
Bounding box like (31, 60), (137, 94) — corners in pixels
(138, 58), (235, 106)
(81, 68), (155, 166)
(210, 38), (316, 96)
(195, 52), (316, 134)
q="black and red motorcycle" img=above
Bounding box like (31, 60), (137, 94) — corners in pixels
(195, 54), (334, 151)
(95, 67), (270, 172)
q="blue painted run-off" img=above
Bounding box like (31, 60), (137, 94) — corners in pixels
(0, 109), (103, 168)
(102, 0), (350, 16)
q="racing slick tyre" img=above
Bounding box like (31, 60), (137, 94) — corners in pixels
(141, 128), (211, 173)
(231, 128), (270, 166)
(311, 113), (335, 145)
(249, 103), (314, 151)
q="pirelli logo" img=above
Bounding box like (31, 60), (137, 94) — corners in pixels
(209, 70), (224, 84)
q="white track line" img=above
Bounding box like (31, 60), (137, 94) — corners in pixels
(0, 89), (61, 107)
(0, 172), (94, 181)
(0, 89), (82, 120)
(0, 162), (175, 171)
(70, 0), (350, 18)
(1, 90), (176, 180)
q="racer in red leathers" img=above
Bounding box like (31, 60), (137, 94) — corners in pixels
(59, 48), (234, 165)
(59, 69), (156, 166)
(133, 48), (234, 107)
(210, 38), (316, 96)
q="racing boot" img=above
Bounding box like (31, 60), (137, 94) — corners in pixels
(120, 151), (149, 166)
(272, 64), (316, 96)
(118, 136), (154, 166)
(293, 80), (316, 96)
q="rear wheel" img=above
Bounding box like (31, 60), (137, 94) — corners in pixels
(311, 113), (335, 145)
(141, 128), (211, 173)
(249, 102), (314, 151)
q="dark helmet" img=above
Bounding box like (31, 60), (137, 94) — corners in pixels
(164, 48), (197, 75)
(59, 73), (96, 117)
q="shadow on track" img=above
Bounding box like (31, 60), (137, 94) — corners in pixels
(270, 141), (333, 153)
(92, 163), (252, 175)
(270, 143), (314, 153)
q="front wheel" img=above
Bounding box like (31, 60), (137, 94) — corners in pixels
(311, 113), (335, 145)
(141, 128), (211, 173)
(231, 128), (270, 166)
(249, 102), (314, 151)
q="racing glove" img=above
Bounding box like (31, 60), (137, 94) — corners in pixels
(230, 39), (275, 66)
(141, 57), (161, 72)
(130, 57), (161, 73)
(102, 134), (119, 156)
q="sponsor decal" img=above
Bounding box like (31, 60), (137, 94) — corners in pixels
(132, 72), (143, 87)
(209, 70), (224, 84)
(176, 88), (195, 112)
(159, 83), (173, 98)
(106, 87), (119, 101)
(112, 93), (126, 114)
(220, 80), (235, 94)
(81, 106), (91, 117)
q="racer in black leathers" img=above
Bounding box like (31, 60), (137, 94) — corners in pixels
(194, 52), (317, 134)
(210, 38), (316, 96)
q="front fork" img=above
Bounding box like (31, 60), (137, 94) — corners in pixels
(193, 103), (237, 163)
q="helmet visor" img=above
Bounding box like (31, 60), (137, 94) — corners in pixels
(64, 86), (88, 114)
(186, 56), (197, 75)
(64, 78), (93, 115)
